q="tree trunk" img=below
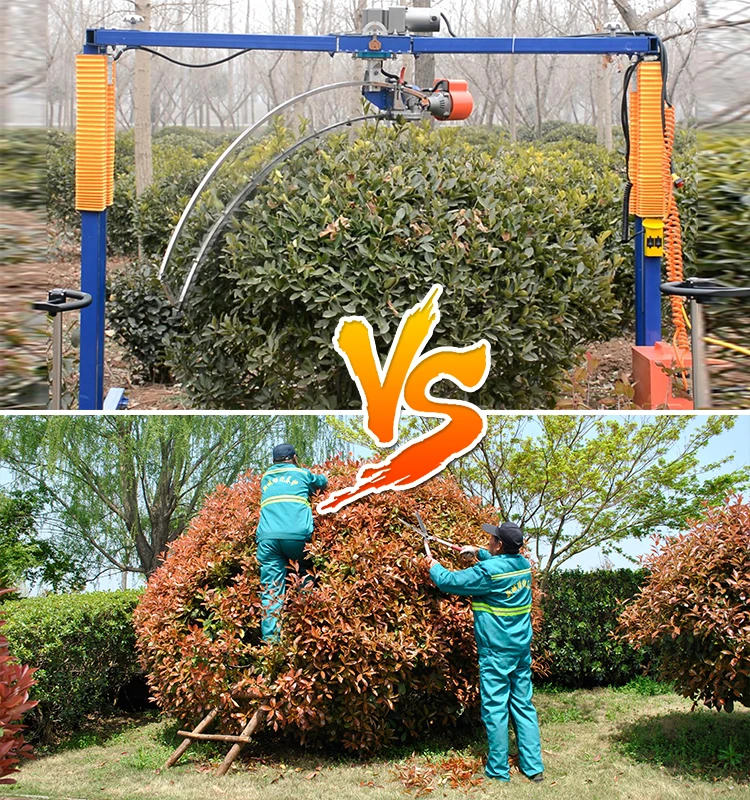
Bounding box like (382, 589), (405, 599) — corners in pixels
(413, 0), (435, 90)
(133, 1), (153, 197)
(292, 0), (304, 98)
(509, 0), (519, 141)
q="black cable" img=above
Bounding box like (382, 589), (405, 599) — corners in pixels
(620, 57), (639, 243)
(440, 12), (457, 38)
(125, 45), (253, 68)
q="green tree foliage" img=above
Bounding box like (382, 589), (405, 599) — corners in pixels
(330, 414), (747, 588)
(618, 497), (750, 711)
(0, 489), (86, 593)
(0, 416), (283, 581)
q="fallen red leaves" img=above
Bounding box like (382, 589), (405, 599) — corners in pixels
(394, 754), (487, 796)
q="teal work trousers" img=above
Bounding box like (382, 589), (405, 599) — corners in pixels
(478, 648), (544, 781)
(257, 538), (311, 641)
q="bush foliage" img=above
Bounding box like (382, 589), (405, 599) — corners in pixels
(0, 590), (37, 784)
(0, 129), (47, 211)
(617, 497), (750, 711)
(168, 123), (625, 408)
(695, 133), (749, 341)
(108, 262), (179, 380)
(135, 459), (547, 754)
(538, 569), (652, 688)
(1, 590), (142, 741)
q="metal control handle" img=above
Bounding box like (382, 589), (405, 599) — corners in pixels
(659, 278), (750, 410)
(32, 289), (93, 410)
(660, 277), (750, 302)
(32, 288), (93, 315)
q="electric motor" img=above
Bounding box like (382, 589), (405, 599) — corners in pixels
(428, 79), (474, 121)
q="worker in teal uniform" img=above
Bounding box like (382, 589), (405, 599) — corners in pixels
(428, 520), (544, 784)
(256, 444), (328, 641)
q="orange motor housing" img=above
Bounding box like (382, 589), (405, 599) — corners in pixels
(429, 79), (474, 121)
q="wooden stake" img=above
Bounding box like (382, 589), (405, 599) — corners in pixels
(163, 707), (219, 769)
(177, 731), (253, 743)
(215, 707), (264, 777)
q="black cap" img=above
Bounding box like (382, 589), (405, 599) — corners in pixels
(273, 443), (297, 462)
(481, 521), (523, 554)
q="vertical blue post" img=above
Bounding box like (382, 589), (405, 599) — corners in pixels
(634, 216), (662, 346)
(78, 40), (108, 411)
(79, 210), (107, 409)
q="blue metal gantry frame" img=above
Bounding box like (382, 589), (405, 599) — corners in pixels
(79, 27), (662, 410)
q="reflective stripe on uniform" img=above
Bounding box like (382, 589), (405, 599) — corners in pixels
(490, 568), (532, 581)
(472, 602), (533, 617)
(263, 467), (310, 477)
(260, 495), (311, 508)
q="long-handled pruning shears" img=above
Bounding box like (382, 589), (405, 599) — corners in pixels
(401, 512), (463, 558)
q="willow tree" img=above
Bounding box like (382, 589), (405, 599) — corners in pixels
(0, 415), (292, 585)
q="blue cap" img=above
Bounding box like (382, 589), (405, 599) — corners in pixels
(273, 443), (297, 462)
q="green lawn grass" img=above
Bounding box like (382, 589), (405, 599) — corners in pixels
(4, 685), (748, 800)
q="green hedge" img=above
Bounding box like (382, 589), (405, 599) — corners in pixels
(696, 132), (749, 348)
(47, 128), (236, 254)
(0, 129), (47, 211)
(539, 569), (652, 688)
(1, 590), (142, 740)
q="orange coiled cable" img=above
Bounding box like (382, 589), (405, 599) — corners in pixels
(663, 105), (690, 353)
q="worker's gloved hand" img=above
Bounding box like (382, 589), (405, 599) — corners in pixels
(460, 545), (479, 561)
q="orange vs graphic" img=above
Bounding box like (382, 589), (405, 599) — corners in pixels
(318, 285), (490, 514)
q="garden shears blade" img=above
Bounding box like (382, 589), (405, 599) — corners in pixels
(415, 512), (433, 559)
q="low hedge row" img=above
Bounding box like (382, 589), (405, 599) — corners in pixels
(1, 590), (142, 741)
(537, 568), (652, 688)
(3, 569), (649, 741)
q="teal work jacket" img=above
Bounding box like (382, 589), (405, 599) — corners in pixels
(256, 463), (328, 542)
(430, 550), (533, 655)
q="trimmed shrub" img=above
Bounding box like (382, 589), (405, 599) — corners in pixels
(538, 569), (652, 688)
(108, 262), (179, 380)
(171, 123), (624, 409)
(697, 133), (750, 286)
(0, 590), (37, 784)
(135, 459), (547, 754)
(617, 497), (750, 710)
(1, 591), (142, 741)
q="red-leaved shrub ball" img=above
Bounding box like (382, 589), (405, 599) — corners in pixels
(135, 458), (546, 753)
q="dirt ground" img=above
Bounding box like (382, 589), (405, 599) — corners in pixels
(4, 221), (745, 411)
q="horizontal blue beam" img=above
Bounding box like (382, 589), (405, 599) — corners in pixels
(413, 35), (658, 55)
(87, 28), (658, 56)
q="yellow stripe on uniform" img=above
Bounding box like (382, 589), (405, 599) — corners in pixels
(490, 568), (531, 581)
(260, 495), (311, 508)
(472, 602), (532, 617)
